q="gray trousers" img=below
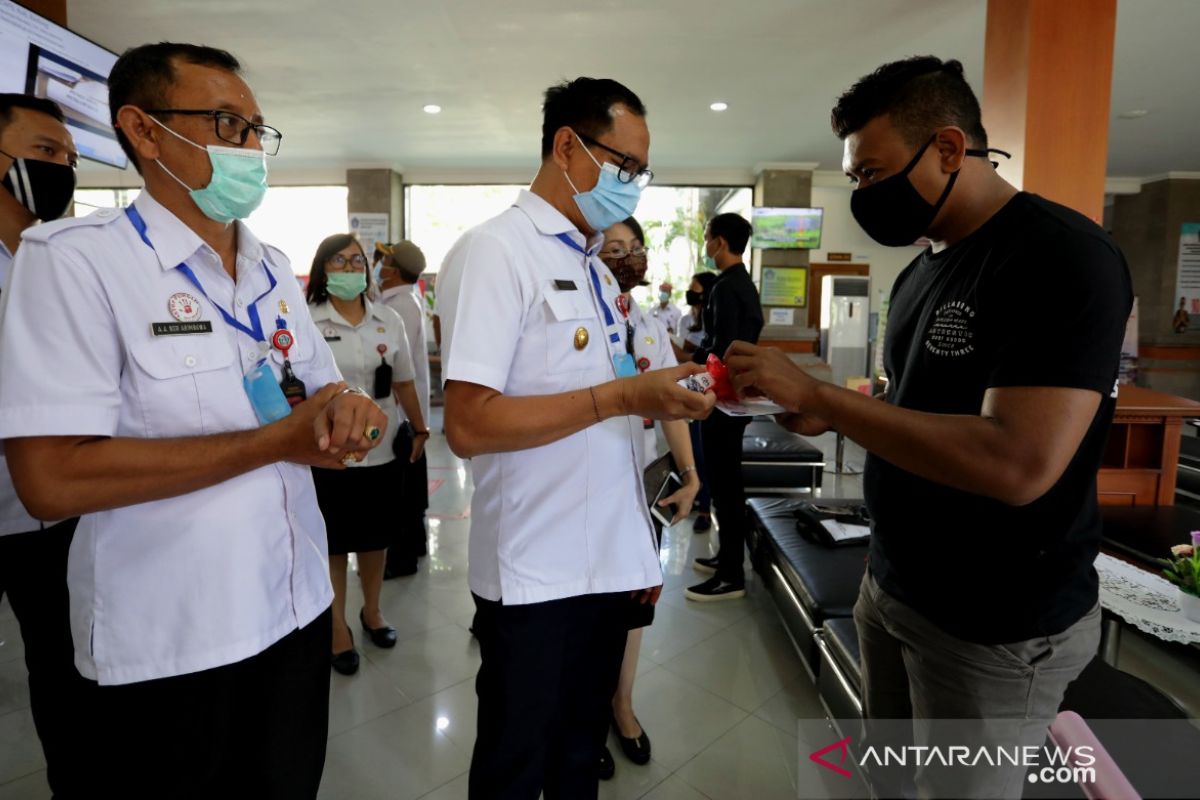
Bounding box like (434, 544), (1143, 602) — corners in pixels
(853, 570), (1100, 799)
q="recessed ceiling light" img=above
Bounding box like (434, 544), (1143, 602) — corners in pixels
(710, 101), (729, 112)
(423, 104), (442, 115)
(1117, 109), (1149, 119)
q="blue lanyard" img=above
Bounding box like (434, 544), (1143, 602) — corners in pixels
(125, 205), (279, 343)
(554, 232), (620, 344)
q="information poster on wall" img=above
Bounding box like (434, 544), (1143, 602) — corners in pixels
(759, 267), (807, 307)
(348, 212), (390, 261)
(1173, 223), (1200, 334)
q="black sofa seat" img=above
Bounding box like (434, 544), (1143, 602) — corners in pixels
(747, 496), (867, 677)
(742, 419), (824, 495)
(816, 617), (863, 721)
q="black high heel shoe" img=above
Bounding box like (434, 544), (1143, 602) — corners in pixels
(612, 717), (651, 765)
(331, 631), (360, 676)
(360, 609), (397, 648)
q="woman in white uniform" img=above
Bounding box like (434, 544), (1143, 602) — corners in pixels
(596, 217), (700, 777)
(306, 234), (429, 675)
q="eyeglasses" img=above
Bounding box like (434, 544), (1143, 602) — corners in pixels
(143, 109), (283, 156)
(600, 246), (647, 260)
(578, 133), (654, 188)
(326, 254), (367, 271)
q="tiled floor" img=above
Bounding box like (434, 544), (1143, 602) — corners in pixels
(2, 426), (1198, 799)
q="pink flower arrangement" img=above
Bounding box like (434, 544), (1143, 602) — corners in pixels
(1160, 532), (1200, 598)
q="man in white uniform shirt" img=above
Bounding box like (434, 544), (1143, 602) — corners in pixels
(438, 77), (715, 799)
(378, 239), (433, 575)
(0, 92), (88, 798)
(649, 280), (683, 335)
(0, 44), (386, 798)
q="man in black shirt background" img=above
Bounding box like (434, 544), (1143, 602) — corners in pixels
(687, 213), (763, 601)
(725, 57), (1132, 797)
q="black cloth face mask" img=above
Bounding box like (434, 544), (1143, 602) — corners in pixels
(850, 134), (1007, 247)
(1, 151), (77, 221)
(685, 290), (704, 306)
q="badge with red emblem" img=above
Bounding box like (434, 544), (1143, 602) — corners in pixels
(167, 292), (202, 322)
(376, 344), (388, 355)
(636, 356), (651, 373)
(615, 294), (628, 318)
(271, 328), (295, 359)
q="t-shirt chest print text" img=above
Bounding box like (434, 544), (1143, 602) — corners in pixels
(924, 300), (976, 357)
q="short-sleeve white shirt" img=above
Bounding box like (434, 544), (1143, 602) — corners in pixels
(0, 239), (40, 536)
(0, 191), (341, 685)
(309, 297), (413, 466)
(436, 189), (660, 606)
(380, 284), (430, 426)
(649, 302), (683, 336)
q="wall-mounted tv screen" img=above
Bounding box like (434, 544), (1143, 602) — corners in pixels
(0, 0), (127, 169)
(751, 207), (823, 250)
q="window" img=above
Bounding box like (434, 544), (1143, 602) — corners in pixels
(72, 185), (349, 276)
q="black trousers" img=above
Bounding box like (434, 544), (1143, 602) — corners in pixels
(0, 517), (85, 799)
(700, 413), (751, 583)
(469, 592), (630, 800)
(388, 450), (429, 569)
(82, 606), (332, 800)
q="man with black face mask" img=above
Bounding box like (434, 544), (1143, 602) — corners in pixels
(725, 57), (1132, 799)
(0, 92), (87, 798)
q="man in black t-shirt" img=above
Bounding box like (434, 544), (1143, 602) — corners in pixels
(686, 213), (763, 601)
(725, 57), (1132, 798)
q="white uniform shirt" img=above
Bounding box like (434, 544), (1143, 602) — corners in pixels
(0, 239), (40, 536)
(309, 297), (413, 467)
(626, 301), (677, 468)
(380, 283), (430, 426)
(437, 189), (660, 606)
(649, 302), (683, 336)
(0, 192), (341, 685)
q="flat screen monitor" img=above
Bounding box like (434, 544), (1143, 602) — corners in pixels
(751, 207), (823, 250)
(0, 0), (127, 169)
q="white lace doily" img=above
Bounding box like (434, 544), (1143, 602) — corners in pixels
(1095, 553), (1200, 645)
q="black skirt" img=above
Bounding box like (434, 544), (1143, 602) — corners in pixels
(313, 458), (402, 555)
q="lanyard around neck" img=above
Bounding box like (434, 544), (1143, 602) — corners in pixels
(125, 205), (278, 343)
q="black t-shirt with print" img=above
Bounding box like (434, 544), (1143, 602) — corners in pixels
(864, 192), (1133, 644)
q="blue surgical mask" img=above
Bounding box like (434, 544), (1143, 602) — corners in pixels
(151, 117), (268, 224)
(372, 263), (383, 285)
(704, 255), (716, 271)
(659, 292), (671, 303)
(563, 131), (642, 232)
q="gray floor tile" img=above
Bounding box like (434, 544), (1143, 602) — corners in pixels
(0, 769), (49, 800)
(675, 715), (800, 800)
(327, 656), (412, 738)
(0, 708), (44, 786)
(629, 667), (747, 772)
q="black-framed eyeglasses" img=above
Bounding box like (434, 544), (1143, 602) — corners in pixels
(326, 254), (367, 271)
(600, 246), (647, 260)
(143, 109), (283, 156)
(578, 133), (654, 188)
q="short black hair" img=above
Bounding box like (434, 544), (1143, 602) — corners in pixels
(541, 77), (645, 158)
(831, 56), (987, 149)
(707, 213), (752, 255)
(620, 216), (645, 245)
(0, 93), (65, 136)
(306, 233), (367, 305)
(108, 42), (242, 173)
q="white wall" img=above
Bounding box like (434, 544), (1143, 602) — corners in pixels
(809, 183), (922, 314)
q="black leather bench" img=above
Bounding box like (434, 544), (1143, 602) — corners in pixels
(747, 496), (867, 677)
(742, 419), (824, 495)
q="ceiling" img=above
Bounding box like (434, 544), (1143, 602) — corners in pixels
(67, 0), (1200, 184)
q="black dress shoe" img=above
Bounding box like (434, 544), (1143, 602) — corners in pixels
(360, 610), (397, 648)
(598, 745), (615, 780)
(331, 633), (360, 676)
(612, 718), (651, 765)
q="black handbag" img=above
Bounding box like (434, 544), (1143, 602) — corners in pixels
(392, 419), (414, 460)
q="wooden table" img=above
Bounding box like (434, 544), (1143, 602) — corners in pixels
(1098, 385), (1200, 506)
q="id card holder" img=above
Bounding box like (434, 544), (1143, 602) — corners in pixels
(373, 358), (393, 400)
(243, 361), (292, 425)
(280, 359), (307, 407)
(613, 352), (638, 378)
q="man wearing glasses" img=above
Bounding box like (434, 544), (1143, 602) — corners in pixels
(0, 43), (385, 797)
(437, 77), (714, 797)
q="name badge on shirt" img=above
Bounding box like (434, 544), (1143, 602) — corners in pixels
(554, 279), (578, 291)
(613, 352), (638, 378)
(151, 321), (214, 336)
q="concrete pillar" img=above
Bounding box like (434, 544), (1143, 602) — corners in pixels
(752, 163), (816, 348)
(346, 168), (404, 242)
